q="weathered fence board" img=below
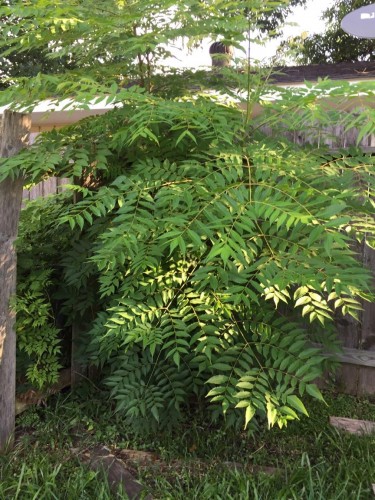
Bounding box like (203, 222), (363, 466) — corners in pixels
(22, 132), (68, 201)
(0, 111), (31, 451)
(23, 177), (69, 201)
(336, 346), (375, 368)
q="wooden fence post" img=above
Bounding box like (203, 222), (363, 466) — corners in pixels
(0, 111), (31, 452)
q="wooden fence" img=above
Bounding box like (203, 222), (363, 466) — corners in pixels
(22, 177), (69, 202)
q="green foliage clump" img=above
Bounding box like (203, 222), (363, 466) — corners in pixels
(16, 197), (72, 389)
(16, 268), (62, 388)
(13, 89), (374, 432)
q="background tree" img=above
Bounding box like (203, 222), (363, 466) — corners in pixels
(256, 0), (306, 37)
(282, 0), (375, 64)
(0, 47), (77, 90)
(0, 0), (78, 89)
(0, 0), (306, 91)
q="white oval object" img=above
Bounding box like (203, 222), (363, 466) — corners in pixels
(341, 4), (375, 38)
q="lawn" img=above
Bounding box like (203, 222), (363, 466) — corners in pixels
(1, 389), (374, 499)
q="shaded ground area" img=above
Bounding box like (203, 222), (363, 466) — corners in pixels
(1, 389), (374, 499)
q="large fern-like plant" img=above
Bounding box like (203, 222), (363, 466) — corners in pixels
(2, 0), (373, 435)
(23, 94), (370, 432)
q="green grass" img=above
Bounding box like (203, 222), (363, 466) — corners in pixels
(1, 390), (374, 499)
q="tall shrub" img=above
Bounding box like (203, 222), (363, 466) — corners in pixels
(0, 0), (373, 432)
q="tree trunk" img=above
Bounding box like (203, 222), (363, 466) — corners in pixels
(0, 111), (31, 452)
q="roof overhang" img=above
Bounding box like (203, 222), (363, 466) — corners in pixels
(0, 99), (114, 132)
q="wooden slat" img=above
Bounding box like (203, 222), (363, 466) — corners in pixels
(28, 183), (44, 200)
(355, 365), (375, 395)
(328, 146), (375, 153)
(22, 177), (69, 200)
(22, 189), (30, 203)
(57, 177), (69, 192)
(334, 364), (361, 395)
(313, 343), (375, 368)
(336, 347), (375, 368)
(41, 177), (58, 196)
(362, 245), (375, 351)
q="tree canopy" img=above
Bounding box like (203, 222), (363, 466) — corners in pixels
(0, 1), (73, 89)
(0, 0), (307, 89)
